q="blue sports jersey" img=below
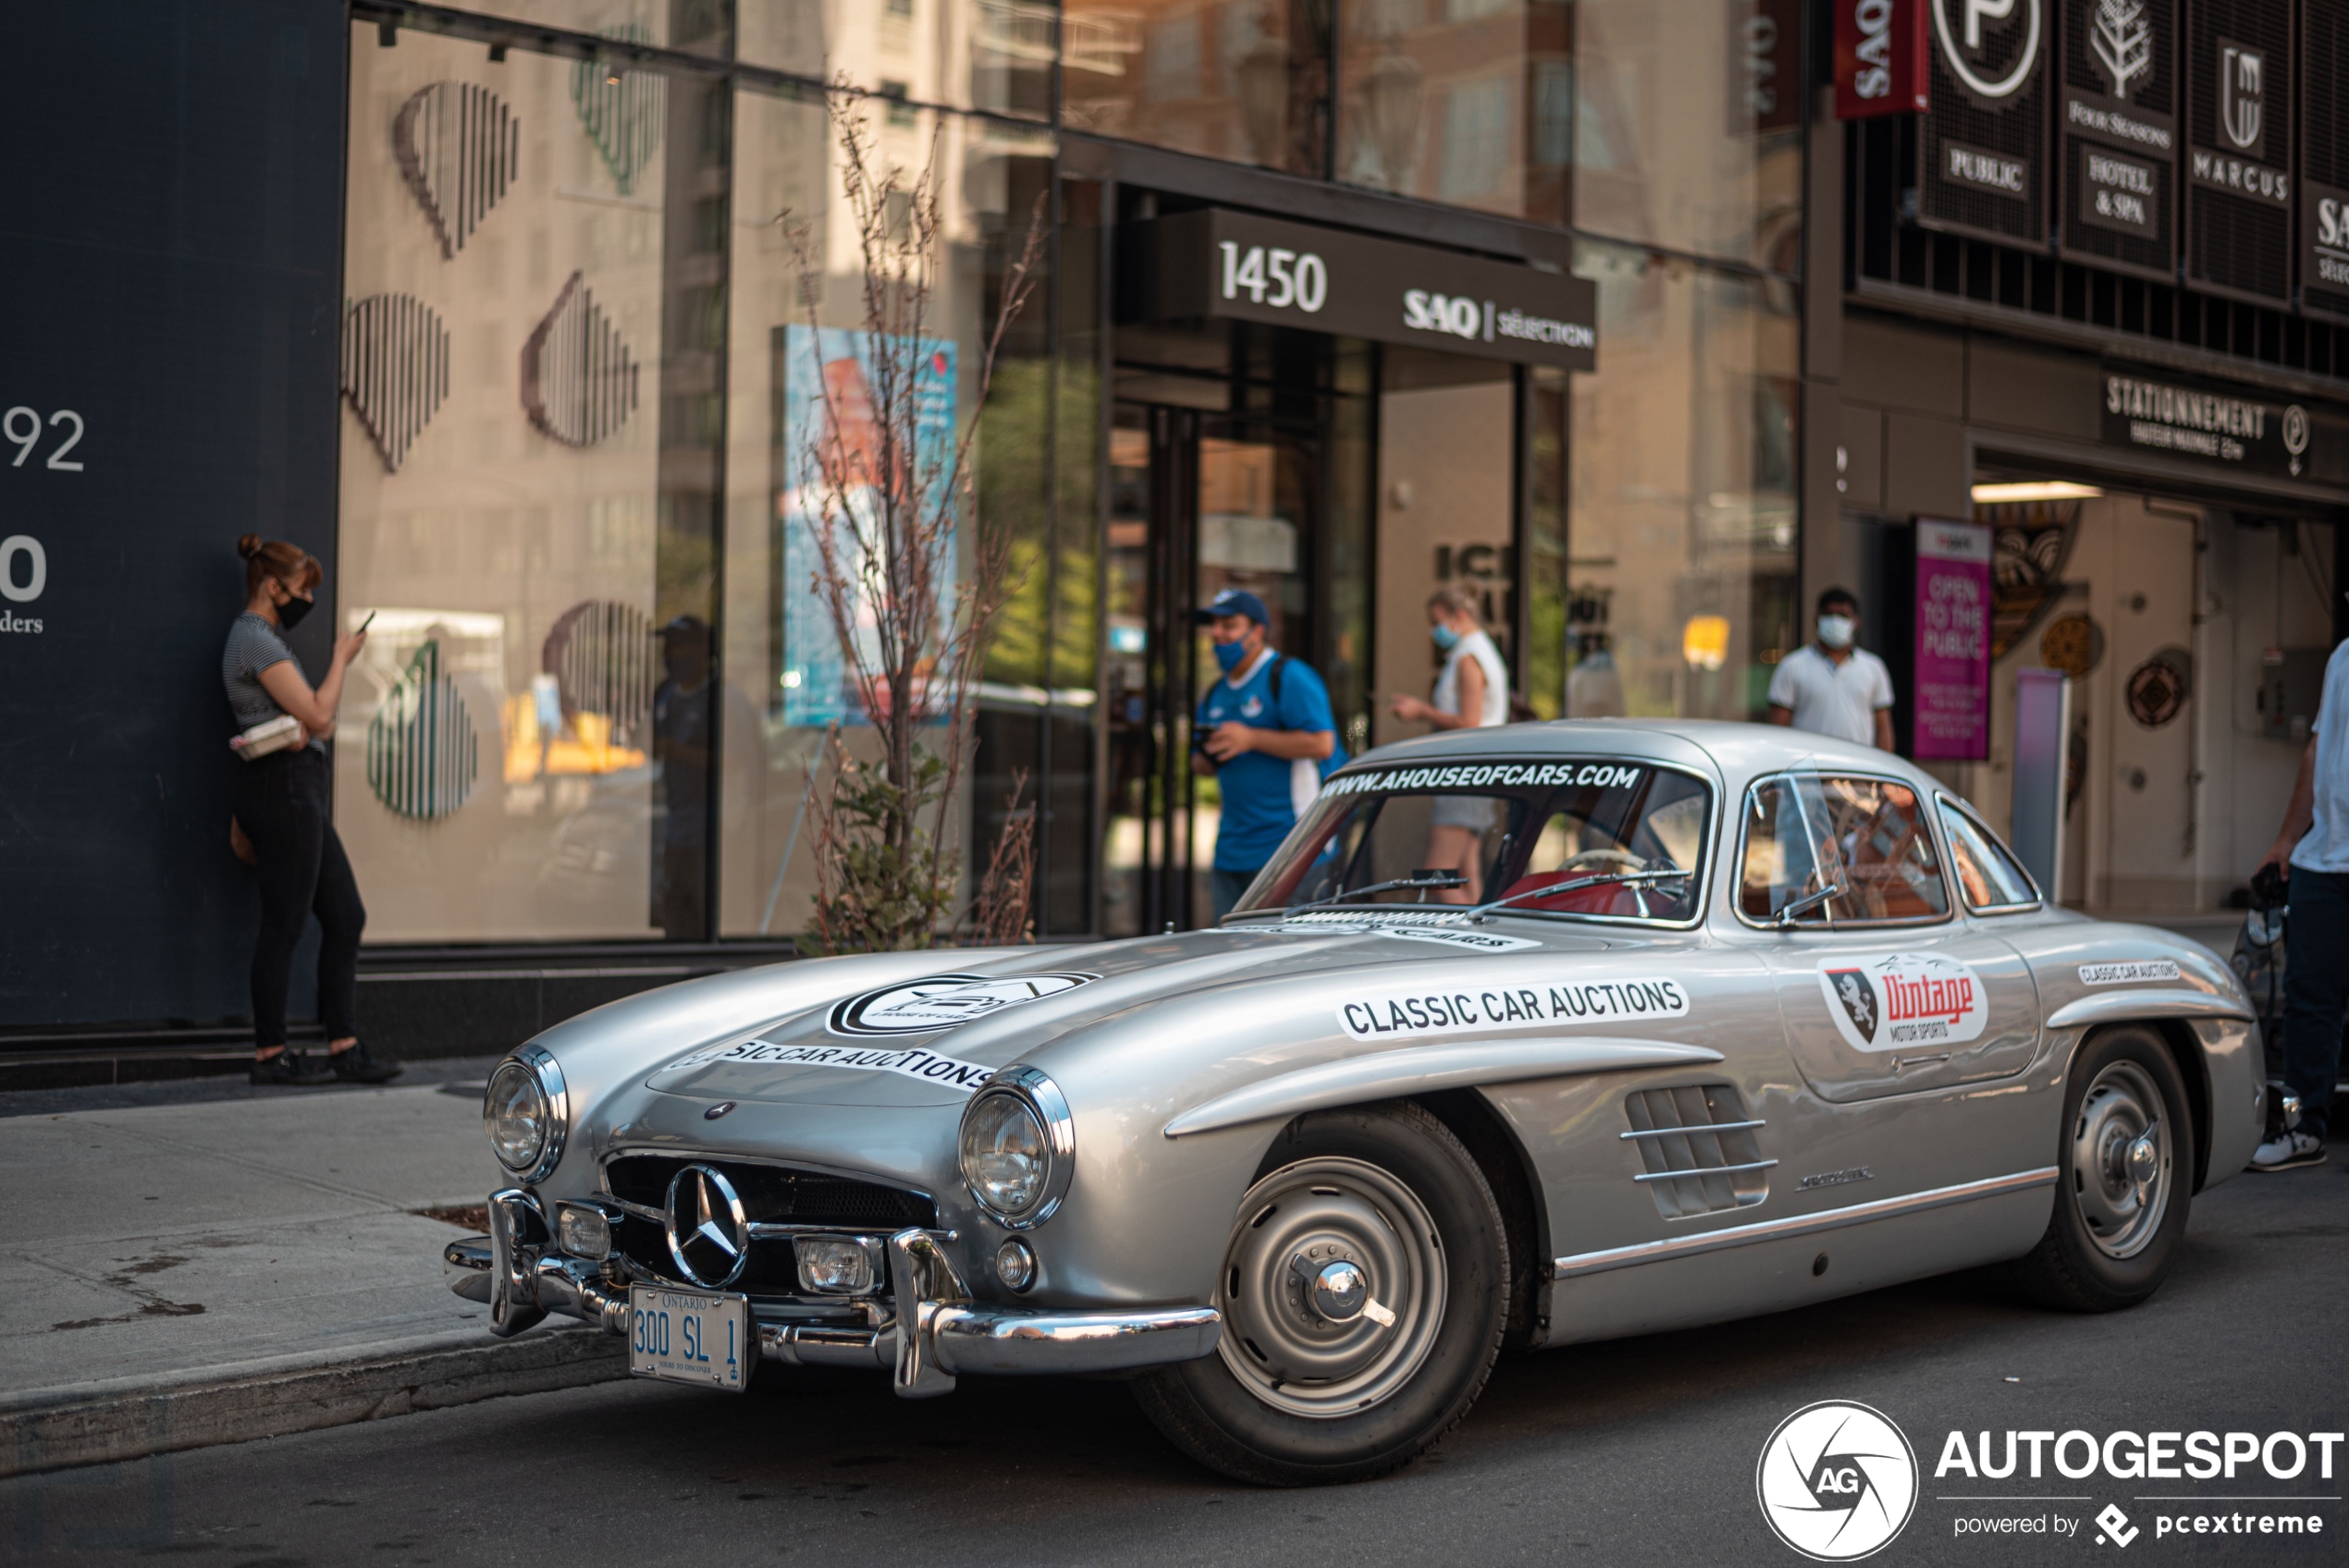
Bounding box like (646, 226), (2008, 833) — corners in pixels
(1197, 651), (1341, 872)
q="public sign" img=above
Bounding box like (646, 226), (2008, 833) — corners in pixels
(1912, 519), (1992, 763)
(1834, 0), (1929, 117)
(1150, 209), (1597, 373)
(1919, 0), (2049, 245)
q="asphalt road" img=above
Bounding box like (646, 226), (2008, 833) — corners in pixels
(6, 1154), (2343, 1568)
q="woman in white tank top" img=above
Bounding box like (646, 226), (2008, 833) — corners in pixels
(1387, 585), (1511, 900)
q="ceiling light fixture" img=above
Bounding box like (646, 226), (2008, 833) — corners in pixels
(1971, 481), (2103, 503)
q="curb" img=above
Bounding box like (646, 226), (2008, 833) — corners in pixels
(2, 1327), (627, 1479)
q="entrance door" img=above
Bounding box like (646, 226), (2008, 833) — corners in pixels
(1102, 404), (1324, 933)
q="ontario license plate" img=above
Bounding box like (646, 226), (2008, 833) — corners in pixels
(628, 1285), (751, 1391)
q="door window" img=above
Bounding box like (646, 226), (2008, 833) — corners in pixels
(1937, 796), (2041, 913)
(1739, 775), (1950, 925)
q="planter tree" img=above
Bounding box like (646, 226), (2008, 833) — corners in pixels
(780, 90), (1046, 952)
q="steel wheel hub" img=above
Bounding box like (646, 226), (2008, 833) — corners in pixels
(2070, 1060), (2171, 1260)
(1215, 1157), (1445, 1419)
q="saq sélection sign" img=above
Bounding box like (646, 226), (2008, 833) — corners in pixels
(1150, 208), (1597, 373)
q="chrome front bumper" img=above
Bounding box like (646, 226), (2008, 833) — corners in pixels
(446, 1189), (1220, 1398)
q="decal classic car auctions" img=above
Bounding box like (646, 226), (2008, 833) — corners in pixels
(1816, 952), (1987, 1051)
(1339, 974), (1691, 1040)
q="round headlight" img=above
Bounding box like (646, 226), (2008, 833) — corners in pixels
(484, 1047), (566, 1181)
(957, 1067), (1075, 1229)
(961, 1092), (1047, 1216)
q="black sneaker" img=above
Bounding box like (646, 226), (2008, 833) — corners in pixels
(328, 1041), (403, 1084)
(251, 1050), (336, 1087)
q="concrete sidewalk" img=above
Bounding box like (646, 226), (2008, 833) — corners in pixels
(0, 1062), (624, 1477)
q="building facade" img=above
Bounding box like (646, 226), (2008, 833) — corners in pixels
(1, 0), (2339, 1063)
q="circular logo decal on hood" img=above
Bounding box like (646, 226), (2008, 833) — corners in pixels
(828, 972), (1096, 1036)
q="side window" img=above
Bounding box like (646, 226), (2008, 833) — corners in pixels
(1937, 798), (2040, 911)
(1739, 775), (1950, 924)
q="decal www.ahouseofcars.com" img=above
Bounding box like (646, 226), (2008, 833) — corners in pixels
(1318, 760), (1646, 797)
(668, 1038), (997, 1092)
(2078, 959), (2182, 985)
(827, 972), (1096, 1036)
(1338, 975), (1691, 1040)
(1815, 952), (1986, 1052)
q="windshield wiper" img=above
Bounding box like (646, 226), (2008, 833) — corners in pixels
(1463, 866), (1691, 921)
(1278, 871), (1469, 915)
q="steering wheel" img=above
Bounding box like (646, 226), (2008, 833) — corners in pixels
(1558, 847), (1647, 874)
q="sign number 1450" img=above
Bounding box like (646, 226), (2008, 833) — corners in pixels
(6, 408), (85, 472)
(1219, 240), (1328, 313)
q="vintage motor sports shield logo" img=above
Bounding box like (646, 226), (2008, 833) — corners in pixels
(1814, 953), (1986, 1053)
(828, 972), (1095, 1036)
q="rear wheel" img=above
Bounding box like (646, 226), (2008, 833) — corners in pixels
(1133, 1102), (1507, 1486)
(2013, 1025), (2195, 1312)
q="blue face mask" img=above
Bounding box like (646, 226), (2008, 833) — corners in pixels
(1431, 622), (1462, 652)
(1213, 637), (1251, 674)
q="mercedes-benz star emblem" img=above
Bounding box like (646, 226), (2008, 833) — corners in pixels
(664, 1163), (750, 1288)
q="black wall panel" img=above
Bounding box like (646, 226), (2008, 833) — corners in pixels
(0, 1), (347, 1028)
(2183, 0), (2292, 301)
(2058, 0), (2181, 277)
(1920, 0), (2053, 243)
(2303, 0), (2349, 319)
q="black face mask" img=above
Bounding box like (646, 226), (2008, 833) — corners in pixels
(277, 594), (314, 631)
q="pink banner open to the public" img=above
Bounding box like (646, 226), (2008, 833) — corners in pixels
(1913, 519), (1991, 761)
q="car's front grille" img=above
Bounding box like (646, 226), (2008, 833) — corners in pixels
(601, 1153), (937, 1292)
(1620, 1084), (1776, 1219)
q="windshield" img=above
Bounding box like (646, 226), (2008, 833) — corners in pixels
(1234, 759), (1713, 923)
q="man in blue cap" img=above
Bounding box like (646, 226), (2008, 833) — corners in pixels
(1191, 588), (1341, 920)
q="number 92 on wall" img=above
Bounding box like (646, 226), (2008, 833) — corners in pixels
(629, 1284), (751, 1391)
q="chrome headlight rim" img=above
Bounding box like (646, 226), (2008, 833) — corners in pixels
(960, 1065), (1075, 1231)
(484, 1045), (568, 1182)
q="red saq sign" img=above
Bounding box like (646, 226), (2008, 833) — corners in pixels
(1834, 0), (1928, 118)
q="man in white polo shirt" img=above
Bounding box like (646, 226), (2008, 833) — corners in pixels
(1766, 586), (1895, 750)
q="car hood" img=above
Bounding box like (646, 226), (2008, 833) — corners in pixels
(642, 919), (1618, 1108)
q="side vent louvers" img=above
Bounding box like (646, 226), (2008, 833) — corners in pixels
(1621, 1084), (1775, 1219)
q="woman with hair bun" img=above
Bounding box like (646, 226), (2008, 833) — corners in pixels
(222, 533), (399, 1085)
(1386, 583), (1512, 903)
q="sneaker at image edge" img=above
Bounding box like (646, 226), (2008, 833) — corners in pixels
(251, 1050), (337, 1087)
(2249, 1129), (2328, 1171)
(329, 1041), (403, 1084)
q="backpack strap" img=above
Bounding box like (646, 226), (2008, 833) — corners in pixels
(1269, 653), (1285, 704)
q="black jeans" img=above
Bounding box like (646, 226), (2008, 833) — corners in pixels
(2282, 866), (2349, 1139)
(233, 748), (364, 1049)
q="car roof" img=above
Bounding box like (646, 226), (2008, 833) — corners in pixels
(1336, 719), (1942, 797)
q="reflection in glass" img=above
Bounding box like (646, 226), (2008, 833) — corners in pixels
(1567, 238), (1798, 726)
(1062, 0), (1330, 176)
(1335, 0), (1569, 221)
(1573, 0), (1803, 265)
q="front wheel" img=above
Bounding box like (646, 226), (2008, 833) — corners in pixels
(2013, 1025), (2195, 1312)
(1133, 1101), (1507, 1486)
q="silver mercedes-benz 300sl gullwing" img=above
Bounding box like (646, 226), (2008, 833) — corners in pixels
(446, 721), (2262, 1485)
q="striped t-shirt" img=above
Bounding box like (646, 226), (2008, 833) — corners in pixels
(221, 612), (323, 751)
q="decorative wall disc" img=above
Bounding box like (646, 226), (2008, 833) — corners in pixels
(2037, 612), (2105, 679)
(340, 294), (450, 473)
(2125, 647), (2193, 729)
(543, 599), (656, 747)
(570, 28), (666, 196)
(394, 81), (521, 260)
(522, 272), (640, 447)
(367, 641), (478, 821)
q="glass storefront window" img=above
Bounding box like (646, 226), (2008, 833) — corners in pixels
(424, 0), (732, 58)
(1061, 0), (1331, 176)
(338, 24), (726, 941)
(1334, 0), (1570, 223)
(1566, 238), (1798, 723)
(1572, 0), (1802, 268)
(736, 0), (1052, 122)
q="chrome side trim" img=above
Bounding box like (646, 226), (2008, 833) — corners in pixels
(929, 1304), (1222, 1375)
(1162, 1038), (1727, 1138)
(1630, 1158), (1779, 1182)
(1618, 1119), (1766, 1139)
(2045, 990), (2254, 1030)
(1553, 1167), (2059, 1279)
